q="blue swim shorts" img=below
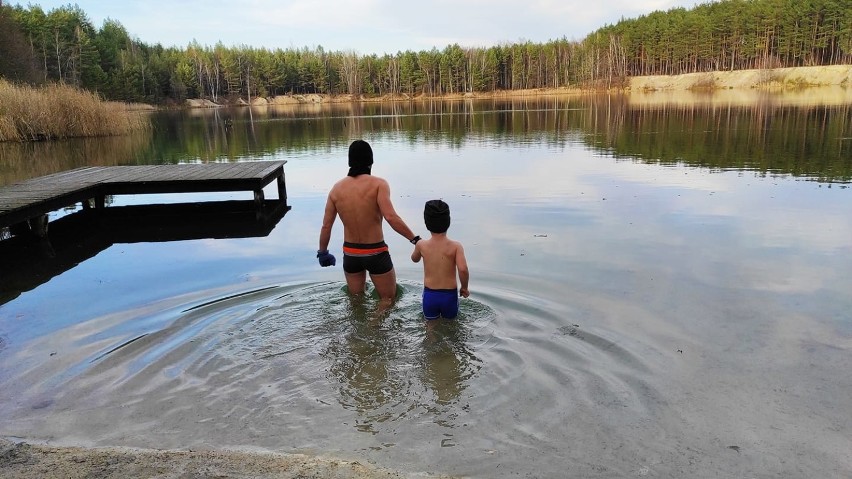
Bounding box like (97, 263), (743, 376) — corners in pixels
(422, 287), (459, 320)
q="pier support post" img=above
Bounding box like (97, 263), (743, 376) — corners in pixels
(8, 215), (49, 238)
(277, 174), (287, 201)
(30, 214), (49, 238)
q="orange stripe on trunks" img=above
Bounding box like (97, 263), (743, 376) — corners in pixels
(343, 242), (389, 256)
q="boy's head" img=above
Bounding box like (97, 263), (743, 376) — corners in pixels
(347, 140), (373, 177)
(424, 199), (450, 233)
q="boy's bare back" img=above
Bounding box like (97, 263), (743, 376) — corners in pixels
(412, 233), (470, 297)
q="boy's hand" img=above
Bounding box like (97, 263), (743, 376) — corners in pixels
(459, 288), (469, 298)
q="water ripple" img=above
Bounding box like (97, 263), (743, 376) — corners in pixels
(0, 277), (668, 476)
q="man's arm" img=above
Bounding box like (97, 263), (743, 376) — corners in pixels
(456, 243), (470, 297)
(318, 194), (337, 252)
(376, 179), (417, 242)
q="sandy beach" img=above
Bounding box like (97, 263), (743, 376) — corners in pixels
(0, 438), (450, 478)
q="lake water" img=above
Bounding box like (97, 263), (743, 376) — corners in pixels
(1, 91), (851, 477)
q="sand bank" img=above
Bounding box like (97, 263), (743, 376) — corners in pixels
(185, 65), (852, 108)
(0, 439), (451, 479)
(629, 64), (852, 91)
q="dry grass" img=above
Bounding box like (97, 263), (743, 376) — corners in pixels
(117, 102), (158, 112)
(0, 80), (150, 142)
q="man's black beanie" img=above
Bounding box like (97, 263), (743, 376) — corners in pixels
(348, 140), (373, 177)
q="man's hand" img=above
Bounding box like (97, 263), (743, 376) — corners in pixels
(317, 250), (336, 267)
(459, 287), (470, 298)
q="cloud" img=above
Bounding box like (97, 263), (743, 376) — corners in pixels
(25, 0), (702, 53)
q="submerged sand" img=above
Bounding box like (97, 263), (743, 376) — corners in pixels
(0, 439), (449, 479)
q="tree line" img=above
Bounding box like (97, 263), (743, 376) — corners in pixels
(0, 0), (850, 104)
(596, 0), (852, 80)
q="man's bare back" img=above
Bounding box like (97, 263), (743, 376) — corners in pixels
(327, 175), (390, 244)
(317, 140), (417, 304)
(321, 174), (415, 250)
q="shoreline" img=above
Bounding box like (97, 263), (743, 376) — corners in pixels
(0, 438), (452, 478)
(183, 65), (852, 109)
(184, 86), (588, 109)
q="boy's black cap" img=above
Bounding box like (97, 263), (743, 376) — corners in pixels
(424, 199), (450, 233)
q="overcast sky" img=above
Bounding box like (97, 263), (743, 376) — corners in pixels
(19, 0), (701, 54)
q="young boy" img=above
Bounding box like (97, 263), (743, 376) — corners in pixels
(411, 199), (470, 320)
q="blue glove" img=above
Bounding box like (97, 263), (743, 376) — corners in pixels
(317, 249), (336, 267)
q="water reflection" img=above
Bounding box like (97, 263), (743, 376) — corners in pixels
(0, 199), (290, 305)
(323, 295), (402, 435)
(0, 131), (153, 186)
(323, 286), (483, 435)
(582, 94), (852, 182)
(420, 320), (480, 407)
(3, 92), (849, 185)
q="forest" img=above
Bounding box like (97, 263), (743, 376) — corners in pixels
(0, 0), (850, 105)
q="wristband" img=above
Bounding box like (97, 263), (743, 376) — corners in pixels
(410, 235), (421, 245)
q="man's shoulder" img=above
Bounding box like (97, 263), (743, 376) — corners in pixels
(330, 175), (384, 199)
(362, 175), (389, 193)
(338, 175), (387, 184)
(328, 178), (346, 195)
(331, 175), (375, 189)
(368, 175), (389, 186)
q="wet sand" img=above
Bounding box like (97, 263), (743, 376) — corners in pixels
(0, 439), (450, 479)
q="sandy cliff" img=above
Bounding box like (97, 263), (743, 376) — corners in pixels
(629, 65), (852, 91)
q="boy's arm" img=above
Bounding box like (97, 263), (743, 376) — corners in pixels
(411, 242), (422, 263)
(456, 243), (469, 297)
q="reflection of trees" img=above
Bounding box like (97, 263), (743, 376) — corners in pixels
(7, 95), (847, 186)
(159, 98), (851, 184)
(579, 94), (852, 182)
(0, 131), (152, 186)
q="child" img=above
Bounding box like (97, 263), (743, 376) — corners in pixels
(411, 199), (470, 320)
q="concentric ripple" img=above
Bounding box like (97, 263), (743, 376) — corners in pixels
(0, 277), (666, 476)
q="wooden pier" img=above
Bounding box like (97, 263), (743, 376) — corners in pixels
(0, 161), (287, 237)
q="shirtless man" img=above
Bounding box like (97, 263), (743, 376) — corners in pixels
(317, 140), (420, 305)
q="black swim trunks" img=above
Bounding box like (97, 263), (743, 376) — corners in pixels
(342, 241), (394, 275)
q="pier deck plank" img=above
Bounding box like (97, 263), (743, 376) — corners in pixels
(0, 161), (287, 231)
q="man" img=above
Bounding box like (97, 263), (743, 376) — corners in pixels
(317, 140), (420, 306)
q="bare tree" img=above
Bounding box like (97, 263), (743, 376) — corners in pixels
(339, 52), (360, 95)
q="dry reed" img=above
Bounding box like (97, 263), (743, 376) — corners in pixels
(0, 80), (150, 142)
